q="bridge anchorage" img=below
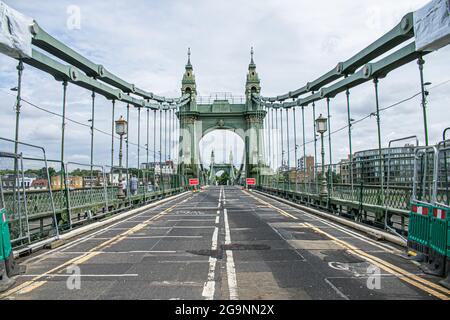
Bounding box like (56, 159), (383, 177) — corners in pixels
(0, 0), (449, 305)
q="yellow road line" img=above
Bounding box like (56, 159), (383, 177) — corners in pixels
(244, 191), (298, 220)
(245, 191), (449, 300)
(304, 222), (450, 300)
(0, 196), (192, 299)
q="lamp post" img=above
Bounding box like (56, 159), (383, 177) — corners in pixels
(116, 115), (128, 198)
(316, 114), (328, 197)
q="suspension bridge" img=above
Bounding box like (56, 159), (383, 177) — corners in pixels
(0, 1), (449, 300)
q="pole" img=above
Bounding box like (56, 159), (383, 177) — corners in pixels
(346, 87), (354, 195)
(153, 109), (157, 190)
(275, 108), (279, 185)
(118, 135), (123, 184)
(13, 61), (24, 175)
(312, 99), (318, 192)
(281, 108), (284, 169)
(137, 106), (141, 188)
(302, 106), (306, 192)
(126, 103), (130, 197)
(293, 107), (298, 192)
(90, 90), (95, 180)
(418, 57), (429, 146)
(146, 108), (149, 194)
(286, 107), (291, 191)
(60, 81), (68, 185)
(165, 109), (168, 189)
(160, 109), (163, 194)
(110, 100), (115, 177)
(374, 79), (386, 227)
(326, 98), (333, 194)
(320, 132), (327, 197)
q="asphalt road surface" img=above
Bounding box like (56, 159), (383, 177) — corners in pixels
(1, 186), (449, 300)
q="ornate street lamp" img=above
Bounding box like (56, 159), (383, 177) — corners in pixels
(316, 114), (328, 197)
(116, 115), (128, 198)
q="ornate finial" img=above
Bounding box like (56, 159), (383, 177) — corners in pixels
(250, 47), (254, 64)
(187, 47), (191, 65)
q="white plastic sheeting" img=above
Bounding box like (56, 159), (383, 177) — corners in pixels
(414, 0), (450, 52)
(0, 1), (33, 59)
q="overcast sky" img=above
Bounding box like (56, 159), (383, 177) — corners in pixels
(0, 0), (449, 171)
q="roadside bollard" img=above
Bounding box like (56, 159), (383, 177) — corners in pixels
(1, 209), (24, 279)
(0, 209), (15, 292)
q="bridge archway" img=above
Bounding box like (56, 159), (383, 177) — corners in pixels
(199, 129), (245, 185)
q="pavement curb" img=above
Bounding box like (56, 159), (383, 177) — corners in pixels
(13, 191), (190, 258)
(254, 190), (407, 248)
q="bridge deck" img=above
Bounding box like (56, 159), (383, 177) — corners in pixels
(1, 186), (448, 300)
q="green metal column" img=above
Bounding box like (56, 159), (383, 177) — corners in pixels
(269, 108), (273, 172)
(312, 98), (318, 193)
(160, 109), (163, 194)
(326, 98), (333, 195)
(153, 109), (157, 190)
(374, 78), (386, 224)
(301, 106), (306, 193)
(13, 61), (24, 165)
(345, 88), (354, 195)
(281, 108), (284, 168)
(126, 102), (130, 198)
(60, 81), (68, 183)
(146, 107), (149, 199)
(286, 107), (291, 192)
(90, 90), (96, 179)
(275, 108), (279, 189)
(293, 107), (298, 193)
(164, 109), (168, 190)
(137, 106), (141, 193)
(418, 57), (429, 146)
(110, 99), (115, 175)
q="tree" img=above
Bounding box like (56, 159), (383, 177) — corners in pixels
(217, 172), (230, 185)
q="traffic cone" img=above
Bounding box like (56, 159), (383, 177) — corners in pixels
(0, 260), (14, 293)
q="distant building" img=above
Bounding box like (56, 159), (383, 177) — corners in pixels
(297, 156), (315, 183)
(51, 175), (83, 190)
(30, 179), (49, 190)
(140, 161), (175, 175)
(337, 145), (418, 186)
(1, 174), (37, 190)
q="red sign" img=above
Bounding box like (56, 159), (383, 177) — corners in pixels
(189, 178), (199, 186)
(246, 178), (256, 186)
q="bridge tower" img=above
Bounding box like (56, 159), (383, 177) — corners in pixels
(177, 48), (267, 186)
(244, 47), (265, 183)
(179, 48), (200, 180)
(245, 47), (261, 111)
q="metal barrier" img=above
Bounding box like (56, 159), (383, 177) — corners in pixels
(424, 142), (450, 277)
(0, 138), (188, 250)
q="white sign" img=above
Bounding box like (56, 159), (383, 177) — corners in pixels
(414, 0), (450, 52)
(0, 1), (33, 58)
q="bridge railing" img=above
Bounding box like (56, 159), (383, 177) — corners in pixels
(258, 145), (450, 236)
(0, 144), (188, 249)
